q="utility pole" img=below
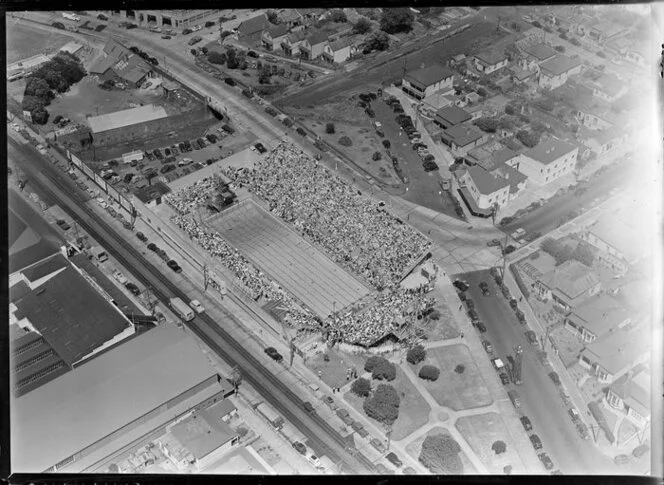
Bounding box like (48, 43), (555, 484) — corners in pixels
(500, 230), (509, 278)
(203, 263), (209, 291)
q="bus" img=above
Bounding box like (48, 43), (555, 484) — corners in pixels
(170, 297), (195, 322)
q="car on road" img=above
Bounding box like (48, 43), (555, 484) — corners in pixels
(474, 321), (487, 333)
(190, 299), (205, 313)
(264, 55), (277, 63)
(479, 281), (490, 296)
(303, 401), (316, 414)
(530, 434), (543, 450)
(351, 421), (369, 437)
(161, 34), (171, 39)
(160, 164), (176, 174)
(254, 142), (267, 153)
(511, 228), (526, 239)
(292, 441), (307, 455)
(370, 438), (387, 453)
(167, 260), (182, 273)
(538, 453), (554, 470)
(453, 280), (470, 292)
(499, 372), (510, 385)
(525, 330), (539, 346)
(264, 347), (283, 362)
(188, 35), (203, 45)
(308, 454), (321, 467)
(402, 466), (417, 474)
(520, 416), (533, 431)
(376, 463), (392, 474)
(386, 452), (402, 468)
(522, 15), (532, 21)
(487, 238), (501, 247)
(147, 242), (158, 251)
(125, 282), (141, 296)
(323, 395), (336, 409)
(503, 245), (516, 255)
(113, 270), (128, 285)
(482, 340), (493, 353)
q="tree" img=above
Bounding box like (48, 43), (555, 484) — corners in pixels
(353, 17), (373, 34)
(338, 136), (352, 146)
(226, 47), (239, 69)
(572, 241), (595, 266)
(201, 46), (209, 55)
(266, 10), (279, 24)
(516, 130), (540, 148)
(380, 8), (414, 34)
(31, 107), (49, 125)
(372, 151), (382, 161)
(258, 66), (272, 84)
(42, 70), (69, 92)
(570, 37), (581, 46)
(364, 31), (390, 53)
(419, 365), (440, 381)
(492, 440), (507, 454)
(554, 45), (565, 53)
(25, 77), (53, 102)
(330, 9), (347, 23)
(190, 48), (198, 56)
(22, 95), (45, 113)
(363, 383), (400, 424)
(351, 377), (372, 397)
(419, 434), (463, 474)
(325, 122), (335, 134)
(406, 345), (426, 365)
(220, 30), (233, 41)
(382, 139), (391, 149)
(474, 117), (499, 133)
(373, 359), (396, 381)
(454, 364), (465, 374)
(208, 51), (226, 64)
(476, 87), (487, 97)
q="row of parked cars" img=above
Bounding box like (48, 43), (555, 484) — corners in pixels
(135, 232), (183, 273)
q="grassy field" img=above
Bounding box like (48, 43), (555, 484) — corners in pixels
(404, 426), (477, 474)
(415, 344), (492, 411)
(455, 412), (524, 474)
(423, 303), (461, 341)
(306, 347), (368, 390)
(342, 365), (431, 441)
(7, 21), (75, 63)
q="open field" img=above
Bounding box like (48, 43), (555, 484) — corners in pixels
(422, 303), (461, 341)
(7, 20), (76, 63)
(404, 426), (477, 474)
(306, 347), (368, 390)
(415, 344), (492, 411)
(455, 412), (525, 474)
(343, 365), (431, 441)
(206, 199), (370, 319)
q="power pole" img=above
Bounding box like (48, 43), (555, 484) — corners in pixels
(203, 263), (209, 291)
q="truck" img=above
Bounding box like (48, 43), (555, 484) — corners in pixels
(508, 390), (521, 408)
(91, 246), (108, 262)
(491, 358), (505, 371)
(169, 297), (195, 322)
(62, 12), (80, 21)
(256, 402), (284, 430)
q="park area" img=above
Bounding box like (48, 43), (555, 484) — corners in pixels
(404, 426), (476, 474)
(413, 344), (492, 411)
(455, 412), (525, 474)
(305, 347), (367, 391)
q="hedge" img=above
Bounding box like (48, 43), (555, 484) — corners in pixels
(588, 401), (615, 444)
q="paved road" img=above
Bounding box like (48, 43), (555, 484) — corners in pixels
(460, 269), (617, 475)
(500, 160), (635, 237)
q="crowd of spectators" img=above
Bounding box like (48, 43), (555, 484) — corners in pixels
(163, 142), (437, 346)
(221, 142), (431, 291)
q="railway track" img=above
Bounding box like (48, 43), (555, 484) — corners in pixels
(10, 138), (375, 474)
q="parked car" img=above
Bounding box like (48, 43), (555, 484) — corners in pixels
(147, 242), (158, 251)
(453, 280), (470, 292)
(352, 422), (369, 438)
(386, 452), (402, 468)
(370, 438), (387, 453)
(161, 34), (171, 39)
(254, 142), (267, 153)
(190, 299), (205, 313)
(538, 453), (554, 470)
(499, 372), (510, 385)
(292, 441), (307, 455)
(113, 270), (128, 285)
(125, 282), (141, 296)
(303, 401), (316, 414)
(323, 395), (336, 409)
(525, 330), (539, 346)
(487, 238), (501, 247)
(482, 340), (493, 353)
(520, 416), (533, 431)
(308, 454), (321, 467)
(474, 321), (487, 333)
(479, 281), (490, 296)
(264, 347), (283, 362)
(402, 467), (417, 474)
(136, 231), (147, 242)
(160, 164), (176, 174)
(530, 434), (543, 450)
(167, 260), (182, 273)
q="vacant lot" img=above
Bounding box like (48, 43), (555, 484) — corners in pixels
(416, 344), (492, 411)
(404, 426), (477, 474)
(456, 412), (524, 474)
(422, 302), (460, 341)
(343, 365), (431, 441)
(7, 21), (75, 63)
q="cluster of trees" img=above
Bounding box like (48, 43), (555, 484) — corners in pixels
(225, 47), (247, 69)
(474, 117), (499, 133)
(128, 46), (158, 65)
(258, 65), (273, 84)
(329, 9), (348, 23)
(22, 52), (86, 125)
(419, 365), (440, 381)
(540, 237), (595, 267)
(363, 383), (400, 425)
(363, 31), (390, 53)
(208, 51), (226, 65)
(326, 122), (335, 134)
(353, 18), (373, 35)
(364, 355), (396, 381)
(380, 8), (414, 34)
(406, 345), (426, 365)
(419, 434), (463, 474)
(516, 129), (540, 148)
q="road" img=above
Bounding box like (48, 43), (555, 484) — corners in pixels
(461, 269), (617, 475)
(9, 137), (375, 474)
(500, 160), (635, 237)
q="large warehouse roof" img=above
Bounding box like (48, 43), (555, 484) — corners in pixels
(12, 265), (131, 367)
(11, 324), (219, 473)
(88, 104), (168, 134)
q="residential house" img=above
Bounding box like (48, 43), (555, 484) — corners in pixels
(564, 293), (632, 343)
(538, 55), (582, 90)
(575, 102), (621, 131)
(588, 21), (627, 44)
(278, 9), (303, 29)
(448, 53), (466, 67)
(577, 126), (625, 158)
(578, 324), (649, 383)
(589, 73), (627, 103)
(434, 106), (472, 130)
(534, 259), (601, 310)
(517, 138), (578, 185)
(261, 24), (290, 51)
(440, 124), (488, 154)
(419, 92), (457, 118)
(322, 38), (353, 64)
(521, 43), (557, 68)
(402, 64), (455, 100)
(606, 365), (651, 427)
(281, 30), (307, 57)
(236, 14), (268, 46)
(298, 8), (325, 25)
(457, 165), (510, 217)
(492, 163), (528, 201)
(89, 39), (152, 88)
(300, 32), (329, 60)
(607, 36), (631, 56)
(466, 144), (520, 172)
(473, 50), (509, 75)
(624, 45), (647, 67)
(510, 65), (536, 86)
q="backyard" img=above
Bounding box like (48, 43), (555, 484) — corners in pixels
(404, 426), (476, 474)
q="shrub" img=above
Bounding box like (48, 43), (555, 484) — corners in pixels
(351, 377), (372, 397)
(365, 107), (375, 118)
(209, 51), (226, 64)
(419, 365), (440, 381)
(382, 139), (391, 149)
(406, 345), (426, 365)
(31, 108), (49, 125)
(516, 130), (540, 148)
(52, 21), (65, 29)
(330, 9), (347, 23)
(372, 151), (382, 161)
(380, 7), (414, 34)
(474, 117), (499, 133)
(419, 434), (463, 474)
(353, 17), (373, 35)
(454, 364), (465, 374)
(326, 122), (335, 134)
(205, 20), (216, 28)
(338, 136), (352, 147)
(492, 440), (507, 455)
(372, 359), (396, 381)
(476, 87), (487, 97)
(505, 104), (516, 115)
(554, 45), (565, 53)
(224, 77), (236, 86)
(363, 383), (400, 424)
(570, 37), (581, 46)
(52, 114), (63, 124)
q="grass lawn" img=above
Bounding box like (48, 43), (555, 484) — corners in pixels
(423, 303), (460, 341)
(404, 426), (476, 474)
(455, 412), (523, 474)
(415, 344), (492, 411)
(617, 418), (637, 446)
(342, 366), (431, 441)
(305, 347), (367, 390)
(7, 22), (75, 63)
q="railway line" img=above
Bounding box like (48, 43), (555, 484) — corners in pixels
(9, 137), (375, 474)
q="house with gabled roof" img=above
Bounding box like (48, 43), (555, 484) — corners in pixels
(606, 364), (651, 427)
(576, 126), (626, 158)
(589, 73), (627, 103)
(440, 124), (488, 154)
(322, 38), (354, 64)
(433, 105), (472, 129)
(473, 50), (509, 75)
(538, 55), (582, 90)
(262, 24), (290, 51)
(237, 14), (268, 46)
(588, 20), (627, 44)
(89, 39), (152, 87)
(278, 9), (303, 29)
(564, 293), (632, 343)
(521, 43), (557, 67)
(517, 137), (578, 185)
(281, 30), (307, 57)
(535, 259), (601, 310)
(300, 32), (330, 60)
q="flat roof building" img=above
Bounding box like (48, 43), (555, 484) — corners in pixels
(88, 104), (168, 134)
(11, 324), (229, 473)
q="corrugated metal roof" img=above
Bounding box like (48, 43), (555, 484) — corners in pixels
(88, 104), (168, 134)
(11, 324), (219, 473)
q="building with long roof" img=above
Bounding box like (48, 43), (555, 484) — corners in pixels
(105, 10), (221, 31)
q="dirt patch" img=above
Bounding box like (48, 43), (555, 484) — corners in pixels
(404, 426), (477, 474)
(415, 344), (492, 411)
(306, 347), (367, 390)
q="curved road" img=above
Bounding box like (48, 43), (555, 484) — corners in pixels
(9, 137), (374, 474)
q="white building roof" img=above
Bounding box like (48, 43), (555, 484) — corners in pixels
(88, 104), (168, 134)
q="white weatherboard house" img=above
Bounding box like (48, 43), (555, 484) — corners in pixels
(516, 138), (578, 185)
